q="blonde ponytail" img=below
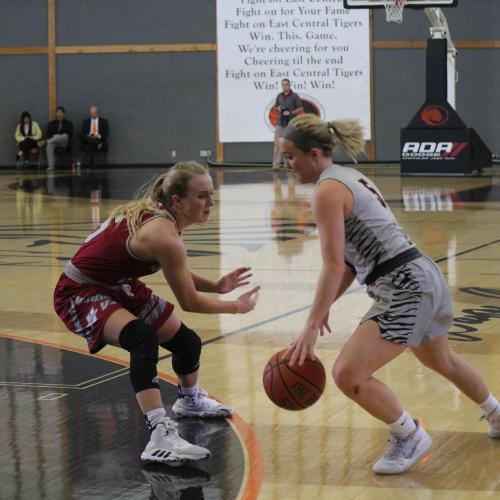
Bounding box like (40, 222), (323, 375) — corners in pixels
(327, 119), (365, 160)
(285, 114), (365, 161)
(107, 161), (208, 238)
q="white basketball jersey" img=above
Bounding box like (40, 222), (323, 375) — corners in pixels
(316, 164), (415, 284)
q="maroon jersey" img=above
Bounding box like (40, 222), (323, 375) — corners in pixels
(70, 212), (174, 284)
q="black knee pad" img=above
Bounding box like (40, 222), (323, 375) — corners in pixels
(160, 323), (202, 375)
(119, 319), (159, 393)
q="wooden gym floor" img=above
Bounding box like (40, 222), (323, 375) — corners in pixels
(1, 165), (500, 500)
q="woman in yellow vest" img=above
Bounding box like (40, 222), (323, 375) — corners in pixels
(15, 111), (43, 162)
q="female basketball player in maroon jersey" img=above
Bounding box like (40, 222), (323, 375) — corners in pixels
(280, 114), (500, 475)
(54, 161), (260, 464)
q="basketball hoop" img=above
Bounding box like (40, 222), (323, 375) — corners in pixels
(384, 0), (406, 23)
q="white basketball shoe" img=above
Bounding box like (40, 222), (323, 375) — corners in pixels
(172, 388), (233, 418)
(141, 417), (211, 463)
(482, 404), (500, 438)
(373, 420), (432, 474)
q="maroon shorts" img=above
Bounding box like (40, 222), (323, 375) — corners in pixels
(54, 273), (174, 354)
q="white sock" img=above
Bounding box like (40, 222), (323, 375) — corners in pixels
(145, 407), (166, 430)
(389, 410), (417, 438)
(179, 383), (199, 397)
(479, 393), (499, 417)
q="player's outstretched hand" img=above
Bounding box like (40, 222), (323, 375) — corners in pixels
(234, 286), (260, 314)
(217, 267), (252, 294)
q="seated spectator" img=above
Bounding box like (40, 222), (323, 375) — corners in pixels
(46, 106), (74, 171)
(80, 106), (109, 167)
(15, 111), (43, 163)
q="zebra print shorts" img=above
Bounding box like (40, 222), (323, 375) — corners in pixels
(361, 255), (453, 347)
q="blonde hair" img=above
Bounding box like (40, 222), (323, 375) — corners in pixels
(286, 114), (365, 161)
(108, 161), (208, 238)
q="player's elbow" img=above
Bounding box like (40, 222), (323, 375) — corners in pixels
(177, 293), (201, 313)
(178, 296), (196, 312)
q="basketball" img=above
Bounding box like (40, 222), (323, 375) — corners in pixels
(263, 349), (326, 410)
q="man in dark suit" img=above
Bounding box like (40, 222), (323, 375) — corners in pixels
(80, 106), (109, 167)
(46, 106), (74, 171)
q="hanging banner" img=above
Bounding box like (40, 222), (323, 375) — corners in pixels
(216, 0), (370, 142)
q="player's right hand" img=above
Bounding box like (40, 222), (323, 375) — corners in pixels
(234, 286), (260, 313)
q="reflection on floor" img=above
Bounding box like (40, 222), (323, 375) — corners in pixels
(0, 337), (242, 500)
(1, 165), (500, 499)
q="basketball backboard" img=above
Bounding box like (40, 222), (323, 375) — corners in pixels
(344, 0), (457, 8)
(344, 0), (457, 23)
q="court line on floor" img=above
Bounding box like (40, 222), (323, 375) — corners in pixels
(435, 237), (500, 263)
(171, 285), (364, 355)
(189, 236), (500, 352)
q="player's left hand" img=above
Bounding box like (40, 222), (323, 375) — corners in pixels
(217, 267), (252, 294)
(286, 327), (318, 366)
(319, 312), (331, 336)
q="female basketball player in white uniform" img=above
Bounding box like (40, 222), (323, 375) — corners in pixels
(54, 162), (260, 464)
(281, 114), (500, 474)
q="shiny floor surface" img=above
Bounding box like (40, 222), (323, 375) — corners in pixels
(1, 166), (500, 500)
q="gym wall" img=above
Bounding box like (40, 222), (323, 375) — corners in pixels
(0, 0), (498, 166)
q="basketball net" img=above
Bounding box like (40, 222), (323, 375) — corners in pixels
(384, 0), (406, 23)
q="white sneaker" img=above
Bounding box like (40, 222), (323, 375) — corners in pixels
(482, 404), (500, 438)
(141, 417), (211, 463)
(373, 420), (432, 474)
(172, 388), (234, 418)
